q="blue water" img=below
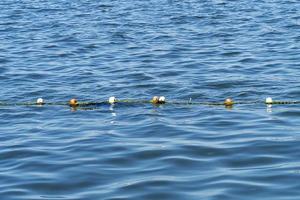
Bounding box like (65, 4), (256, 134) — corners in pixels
(1, 0), (300, 199)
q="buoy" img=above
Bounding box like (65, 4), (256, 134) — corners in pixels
(159, 96), (166, 103)
(69, 98), (78, 107)
(108, 96), (117, 104)
(151, 96), (159, 104)
(36, 98), (44, 105)
(265, 97), (273, 104)
(224, 98), (234, 106)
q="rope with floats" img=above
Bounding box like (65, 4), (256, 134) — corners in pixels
(0, 96), (300, 108)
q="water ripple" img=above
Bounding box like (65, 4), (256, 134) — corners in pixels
(2, 0), (300, 199)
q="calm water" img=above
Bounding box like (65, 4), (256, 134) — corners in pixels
(1, 0), (300, 199)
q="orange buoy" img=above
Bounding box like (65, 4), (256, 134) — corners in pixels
(151, 96), (159, 104)
(69, 98), (78, 107)
(224, 98), (234, 106)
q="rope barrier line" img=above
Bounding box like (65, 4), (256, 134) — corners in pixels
(1, 97), (300, 108)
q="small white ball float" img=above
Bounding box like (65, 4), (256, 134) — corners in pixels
(108, 96), (117, 104)
(159, 96), (166, 103)
(265, 97), (273, 104)
(151, 96), (159, 104)
(36, 98), (45, 105)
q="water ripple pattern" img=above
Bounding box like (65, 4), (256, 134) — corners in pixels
(1, 0), (300, 199)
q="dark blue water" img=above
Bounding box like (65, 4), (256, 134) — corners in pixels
(1, 0), (300, 199)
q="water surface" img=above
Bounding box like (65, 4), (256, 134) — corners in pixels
(1, 0), (300, 199)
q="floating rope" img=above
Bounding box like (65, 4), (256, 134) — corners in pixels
(1, 96), (300, 108)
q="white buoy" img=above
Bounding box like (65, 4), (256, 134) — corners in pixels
(265, 97), (273, 104)
(159, 96), (166, 103)
(152, 96), (159, 104)
(108, 96), (117, 104)
(36, 98), (44, 104)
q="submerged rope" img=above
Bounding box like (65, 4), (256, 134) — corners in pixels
(0, 96), (300, 108)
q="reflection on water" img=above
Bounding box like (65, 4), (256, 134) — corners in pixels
(267, 104), (272, 113)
